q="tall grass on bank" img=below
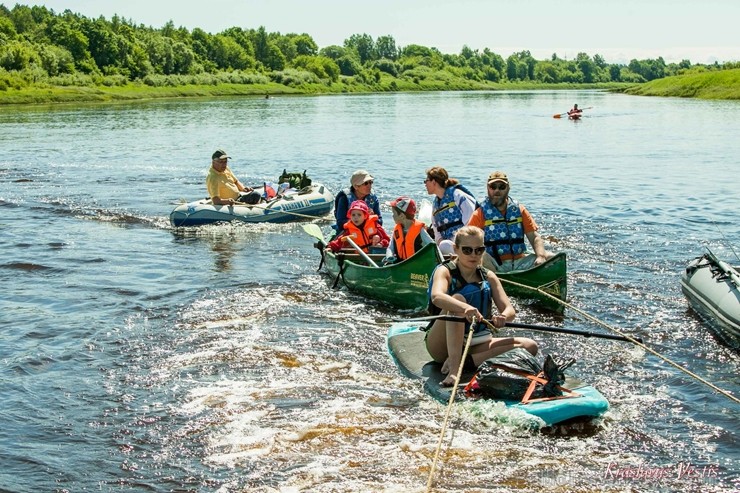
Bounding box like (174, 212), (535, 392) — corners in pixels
(0, 65), (634, 106)
(621, 68), (740, 99)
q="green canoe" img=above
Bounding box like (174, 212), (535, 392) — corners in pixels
(322, 243), (443, 311)
(317, 242), (567, 313)
(496, 252), (568, 313)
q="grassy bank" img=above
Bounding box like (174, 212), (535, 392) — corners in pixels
(0, 75), (632, 106)
(620, 68), (740, 99)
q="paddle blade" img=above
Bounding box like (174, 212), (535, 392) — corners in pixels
(302, 223), (325, 244)
(418, 199), (433, 226)
(553, 113), (563, 119)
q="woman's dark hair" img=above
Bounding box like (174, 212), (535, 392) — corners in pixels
(425, 166), (459, 188)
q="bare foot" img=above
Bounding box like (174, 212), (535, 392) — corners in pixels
(440, 375), (456, 387)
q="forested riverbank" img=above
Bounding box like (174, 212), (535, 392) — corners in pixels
(2, 3), (737, 105)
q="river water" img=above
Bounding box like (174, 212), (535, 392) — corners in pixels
(1, 90), (738, 492)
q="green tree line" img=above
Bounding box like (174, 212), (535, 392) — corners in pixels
(1, 3), (737, 92)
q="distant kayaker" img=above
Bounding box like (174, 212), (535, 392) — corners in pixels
(333, 169), (383, 235)
(426, 225), (538, 387)
(425, 166), (478, 255)
(568, 104), (582, 117)
(383, 196), (434, 264)
(206, 149), (261, 205)
(328, 200), (390, 253)
(467, 171), (554, 272)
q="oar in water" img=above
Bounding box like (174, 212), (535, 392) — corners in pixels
(394, 315), (642, 343)
(553, 106), (593, 118)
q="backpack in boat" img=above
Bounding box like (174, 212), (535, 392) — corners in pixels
(278, 169), (312, 189)
(464, 348), (575, 402)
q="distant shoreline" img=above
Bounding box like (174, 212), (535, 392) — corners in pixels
(2, 69), (738, 106)
(0, 80), (630, 106)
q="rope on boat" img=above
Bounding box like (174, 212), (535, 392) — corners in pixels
(426, 318), (476, 492)
(499, 278), (740, 405)
(248, 202), (324, 220)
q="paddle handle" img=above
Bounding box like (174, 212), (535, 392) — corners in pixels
(344, 237), (379, 267)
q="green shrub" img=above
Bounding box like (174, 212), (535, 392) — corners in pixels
(101, 74), (128, 87)
(269, 68), (319, 87)
(47, 72), (95, 86)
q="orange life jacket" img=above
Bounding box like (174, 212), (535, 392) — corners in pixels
(392, 220), (425, 260)
(342, 215), (382, 252)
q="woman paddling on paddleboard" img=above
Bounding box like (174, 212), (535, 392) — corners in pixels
(425, 226), (538, 387)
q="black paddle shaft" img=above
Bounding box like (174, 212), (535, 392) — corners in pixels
(395, 315), (642, 344)
(505, 322), (643, 343)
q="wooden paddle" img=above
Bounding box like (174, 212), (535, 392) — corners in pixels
(344, 237), (380, 267)
(394, 315), (642, 343)
(303, 224), (380, 267)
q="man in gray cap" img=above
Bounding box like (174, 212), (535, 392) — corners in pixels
(468, 171), (553, 272)
(333, 169), (383, 234)
(206, 149), (261, 205)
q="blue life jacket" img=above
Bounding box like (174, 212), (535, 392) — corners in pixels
(432, 185), (478, 240)
(427, 260), (492, 337)
(481, 197), (527, 265)
(334, 189), (382, 231)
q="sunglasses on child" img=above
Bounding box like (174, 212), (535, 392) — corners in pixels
(459, 246), (486, 255)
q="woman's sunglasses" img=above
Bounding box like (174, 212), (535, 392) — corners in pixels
(488, 183), (507, 191)
(362, 180), (374, 186)
(459, 246), (486, 255)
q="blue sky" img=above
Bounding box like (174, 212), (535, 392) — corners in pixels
(5, 0), (739, 64)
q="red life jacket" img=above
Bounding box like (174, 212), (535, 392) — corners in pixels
(392, 220), (425, 260)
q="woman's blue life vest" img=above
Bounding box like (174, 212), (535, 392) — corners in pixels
(432, 184), (478, 241)
(334, 189), (382, 231)
(427, 260), (493, 337)
(481, 197), (527, 265)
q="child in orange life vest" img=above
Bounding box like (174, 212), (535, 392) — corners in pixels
(383, 196), (435, 264)
(328, 200), (390, 253)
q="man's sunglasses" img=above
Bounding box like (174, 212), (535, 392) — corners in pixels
(488, 183), (507, 191)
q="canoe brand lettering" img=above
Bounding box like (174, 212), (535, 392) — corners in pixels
(409, 272), (429, 287)
(604, 462), (720, 482)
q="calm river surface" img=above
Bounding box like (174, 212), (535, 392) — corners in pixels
(1, 90), (738, 492)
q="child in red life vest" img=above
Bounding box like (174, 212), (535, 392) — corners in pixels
(328, 200), (390, 253)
